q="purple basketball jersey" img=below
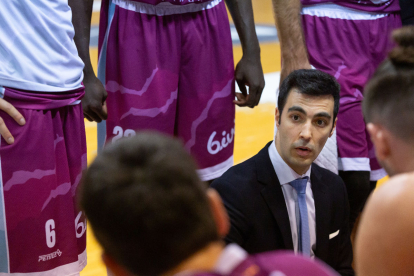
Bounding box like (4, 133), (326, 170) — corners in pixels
(300, 0), (400, 13)
(0, 87), (87, 275)
(301, 8), (401, 179)
(99, 0), (235, 181)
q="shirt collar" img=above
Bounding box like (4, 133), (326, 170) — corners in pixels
(268, 140), (311, 185)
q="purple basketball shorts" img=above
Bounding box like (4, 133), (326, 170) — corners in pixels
(301, 4), (401, 180)
(0, 87), (87, 275)
(99, 0), (235, 181)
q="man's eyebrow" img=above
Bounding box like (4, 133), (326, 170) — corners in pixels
(314, 112), (332, 120)
(287, 106), (306, 115)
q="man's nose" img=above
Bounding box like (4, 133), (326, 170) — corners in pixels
(299, 122), (312, 140)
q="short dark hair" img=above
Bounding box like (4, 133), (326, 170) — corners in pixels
(278, 69), (340, 125)
(363, 26), (414, 142)
(79, 132), (219, 276)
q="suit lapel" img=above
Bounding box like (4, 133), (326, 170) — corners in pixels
(257, 143), (294, 250)
(311, 166), (330, 262)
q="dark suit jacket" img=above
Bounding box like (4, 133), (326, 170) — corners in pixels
(211, 142), (354, 276)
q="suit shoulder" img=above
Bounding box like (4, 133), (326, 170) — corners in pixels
(212, 155), (257, 189)
(312, 163), (346, 196)
(212, 142), (272, 192)
(313, 163), (344, 184)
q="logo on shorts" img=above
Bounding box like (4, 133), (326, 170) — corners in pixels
(207, 127), (235, 155)
(38, 249), (62, 262)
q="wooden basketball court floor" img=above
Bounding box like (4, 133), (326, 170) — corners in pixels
(81, 1), (387, 274)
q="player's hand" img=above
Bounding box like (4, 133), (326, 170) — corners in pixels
(234, 54), (265, 108)
(82, 74), (108, 123)
(0, 97), (26, 144)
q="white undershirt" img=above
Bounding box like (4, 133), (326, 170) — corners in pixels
(268, 141), (316, 258)
(174, 244), (248, 276)
(0, 0), (84, 92)
(214, 244), (248, 274)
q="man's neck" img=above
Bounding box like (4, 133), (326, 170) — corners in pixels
(394, 157), (414, 176)
(389, 142), (414, 176)
(163, 242), (225, 276)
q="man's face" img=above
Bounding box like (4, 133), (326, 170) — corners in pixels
(275, 89), (336, 175)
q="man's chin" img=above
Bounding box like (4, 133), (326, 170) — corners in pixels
(291, 159), (312, 173)
(293, 152), (314, 162)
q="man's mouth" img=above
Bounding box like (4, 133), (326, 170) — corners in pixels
(295, 147), (312, 157)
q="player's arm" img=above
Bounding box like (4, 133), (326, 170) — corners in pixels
(225, 0), (265, 108)
(0, 98), (26, 144)
(68, 0), (108, 123)
(272, 0), (311, 83)
(356, 175), (414, 276)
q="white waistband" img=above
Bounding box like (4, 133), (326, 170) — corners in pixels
(197, 155), (233, 181)
(338, 157), (371, 171)
(301, 3), (388, 20)
(113, 0), (222, 16)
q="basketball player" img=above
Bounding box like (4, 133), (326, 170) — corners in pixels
(272, 0), (401, 231)
(0, 1), (87, 275)
(79, 132), (339, 276)
(74, 0), (265, 182)
(356, 26), (414, 276)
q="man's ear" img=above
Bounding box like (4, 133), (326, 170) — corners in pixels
(275, 108), (280, 127)
(207, 189), (229, 237)
(329, 117), (337, 137)
(367, 123), (390, 161)
(102, 253), (132, 276)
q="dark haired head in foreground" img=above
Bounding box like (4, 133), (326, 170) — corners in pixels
(80, 132), (338, 276)
(80, 132), (221, 275)
(357, 26), (414, 276)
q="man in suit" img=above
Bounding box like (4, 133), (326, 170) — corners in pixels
(272, 0), (401, 234)
(212, 69), (354, 276)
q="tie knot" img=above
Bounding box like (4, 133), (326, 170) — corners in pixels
(290, 177), (309, 194)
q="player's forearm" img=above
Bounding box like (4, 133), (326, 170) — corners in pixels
(225, 0), (260, 58)
(272, 0), (309, 66)
(68, 0), (96, 80)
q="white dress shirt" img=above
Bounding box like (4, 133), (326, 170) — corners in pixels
(268, 141), (316, 258)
